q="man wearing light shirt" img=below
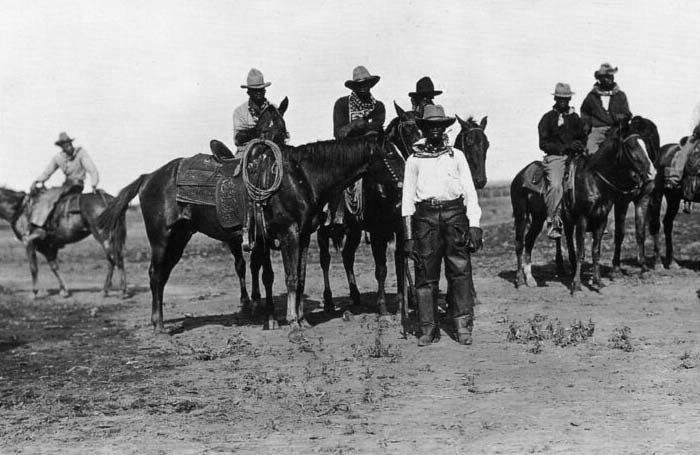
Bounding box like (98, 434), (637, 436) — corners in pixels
(22, 132), (99, 244)
(401, 105), (483, 347)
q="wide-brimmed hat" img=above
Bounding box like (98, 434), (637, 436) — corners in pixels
(415, 104), (456, 129)
(552, 82), (575, 98)
(344, 66), (380, 90)
(54, 132), (75, 146)
(594, 62), (618, 78)
(409, 76), (442, 98)
(241, 68), (271, 89)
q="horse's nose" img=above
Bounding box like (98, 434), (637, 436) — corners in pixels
(475, 177), (487, 190)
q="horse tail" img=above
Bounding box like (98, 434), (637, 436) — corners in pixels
(97, 174), (148, 233)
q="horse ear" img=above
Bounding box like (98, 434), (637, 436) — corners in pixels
(456, 114), (468, 129)
(480, 116), (488, 130)
(394, 101), (407, 119)
(278, 97), (289, 116)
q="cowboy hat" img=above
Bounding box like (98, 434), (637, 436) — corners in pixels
(415, 104), (456, 129)
(54, 132), (75, 146)
(409, 76), (442, 98)
(552, 82), (575, 98)
(344, 66), (380, 90)
(594, 62), (618, 78)
(241, 68), (272, 89)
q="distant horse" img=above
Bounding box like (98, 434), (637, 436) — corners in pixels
(648, 124), (700, 268)
(316, 104), (489, 315)
(0, 186), (127, 298)
(98, 100), (392, 331)
(512, 126), (654, 291)
(609, 116), (660, 275)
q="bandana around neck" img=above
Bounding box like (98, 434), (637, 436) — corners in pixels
(593, 83), (620, 97)
(412, 141), (453, 158)
(348, 92), (376, 121)
(248, 99), (270, 122)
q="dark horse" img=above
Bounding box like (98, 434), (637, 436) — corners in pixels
(511, 125), (654, 291)
(316, 103), (489, 315)
(648, 124), (700, 269)
(0, 186), (127, 298)
(98, 100), (392, 331)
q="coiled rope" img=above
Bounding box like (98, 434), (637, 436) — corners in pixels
(241, 138), (283, 203)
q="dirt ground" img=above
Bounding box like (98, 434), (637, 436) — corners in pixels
(2, 198), (700, 454)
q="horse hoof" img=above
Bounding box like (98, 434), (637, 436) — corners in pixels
(299, 318), (312, 329)
(610, 268), (623, 280)
(265, 318), (280, 330)
(571, 283), (582, 293)
(592, 281), (605, 291)
(667, 260), (681, 270)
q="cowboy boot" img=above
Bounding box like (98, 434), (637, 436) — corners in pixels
(454, 315), (473, 346)
(416, 285), (438, 346)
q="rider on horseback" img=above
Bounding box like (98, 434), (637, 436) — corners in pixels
(409, 76), (442, 118)
(402, 104), (483, 347)
(581, 63), (632, 154)
(538, 83), (587, 239)
(330, 65), (386, 226)
(21, 132), (99, 245)
(233, 68), (275, 156)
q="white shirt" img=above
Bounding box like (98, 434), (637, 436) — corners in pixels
(401, 148), (482, 227)
(232, 101), (257, 147)
(36, 147), (99, 187)
(600, 94), (611, 112)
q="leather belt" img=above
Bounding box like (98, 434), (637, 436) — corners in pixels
(416, 196), (464, 209)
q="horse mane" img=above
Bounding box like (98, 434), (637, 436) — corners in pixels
(283, 136), (378, 170)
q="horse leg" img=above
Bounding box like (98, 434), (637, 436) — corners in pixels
(297, 233), (312, 328)
(227, 238), (251, 315)
(611, 200), (627, 278)
(394, 228), (406, 311)
(115, 247), (128, 298)
(523, 215), (544, 286)
(564, 218), (576, 271)
(591, 222), (606, 290)
(370, 233), (389, 315)
(280, 227), (302, 327)
(663, 194), (681, 269)
(648, 189), (662, 269)
(25, 246), (40, 298)
(342, 225), (362, 306)
(250, 240), (263, 305)
(148, 227), (192, 333)
(41, 247), (70, 297)
(571, 218), (587, 293)
(634, 196), (651, 273)
(317, 228), (334, 313)
(259, 244), (277, 330)
(555, 238), (564, 275)
(514, 213), (527, 288)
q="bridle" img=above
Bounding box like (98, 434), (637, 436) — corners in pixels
(594, 132), (653, 196)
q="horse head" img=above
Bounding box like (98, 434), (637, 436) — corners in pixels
(0, 186), (26, 223)
(629, 115), (660, 164)
(385, 102), (421, 158)
(600, 126), (656, 188)
(455, 115), (489, 189)
(257, 97), (289, 147)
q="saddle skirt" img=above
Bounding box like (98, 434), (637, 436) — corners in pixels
(522, 158), (577, 199)
(175, 145), (246, 228)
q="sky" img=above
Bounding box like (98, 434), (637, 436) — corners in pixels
(2, 0), (700, 193)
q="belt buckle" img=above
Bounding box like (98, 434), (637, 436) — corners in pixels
(430, 199), (442, 206)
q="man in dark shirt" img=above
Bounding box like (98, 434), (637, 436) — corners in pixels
(580, 63), (632, 154)
(329, 66), (385, 225)
(409, 76), (442, 118)
(538, 83), (587, 239)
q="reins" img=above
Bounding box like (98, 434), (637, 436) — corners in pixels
(593, 132), (648, 196)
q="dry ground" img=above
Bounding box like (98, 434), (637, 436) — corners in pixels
(2, 197), (700, 454)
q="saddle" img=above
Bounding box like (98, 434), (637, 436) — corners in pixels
(27, 188), (83, 228)
(522, 158), (578, 198)
(175, 140), (246, 228)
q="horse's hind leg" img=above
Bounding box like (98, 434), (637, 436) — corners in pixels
(148, 227), (192, 333)
(634, 195), (651, 272)
(648, 188), (663, 269)
(514, 213), (527, 288)
(25, 246), (40, 298)
(370, 233), (389, 315)
(227, 238), (251, 314)
(611, 200), (627, 278)
(523, 216), (544, 286)
(342, 225), (362, 306)
(317, 227), (334, 313)
(41, 247), (70, 297)
(591, 222), (607, 290)
(663, 193), (681, 269)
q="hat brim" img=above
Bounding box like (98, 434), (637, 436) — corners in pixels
(345, 75), (380, 90)
(416, 117), (456, 129)
(552, 93), (574, 98)
(409, 90), (442, 98)
(241, 82), (272, 89)
(594, 68), (618, 78)
(55, 138), (74, 146)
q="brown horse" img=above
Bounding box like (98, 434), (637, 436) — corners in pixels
(98, 100), (392, 331)
(316, 105), (489, 315)
(512, 125), (655, 291)
(0, 186), (127, 298)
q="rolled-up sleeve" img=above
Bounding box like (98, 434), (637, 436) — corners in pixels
(457, 152), (482, 227)
(36, 155), (59, 183)
(401, 157), (419, 217)
(80, 150), (99, 187)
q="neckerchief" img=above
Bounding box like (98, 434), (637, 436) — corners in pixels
(552, 106), (576, 127)
(412, 141), (454, 158)
(63, 147), (80, 161)
(348, 91), (376, 121)
(592, 83), (620, 97)
(248, 99), (270, 123)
